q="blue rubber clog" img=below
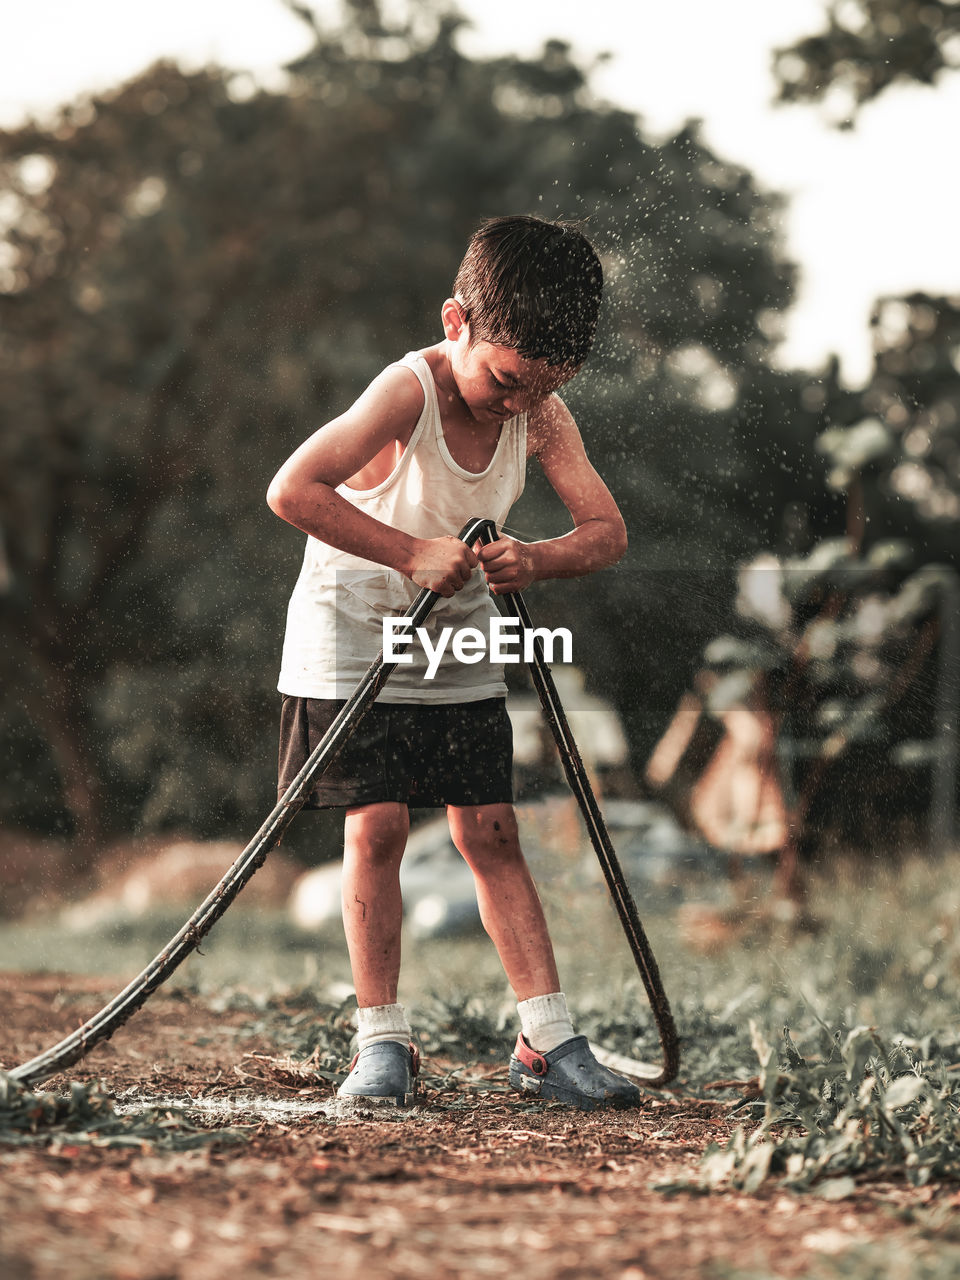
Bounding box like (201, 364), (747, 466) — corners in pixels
(337, 1041), (420, 1106)
(509, 1034), (642, 1111)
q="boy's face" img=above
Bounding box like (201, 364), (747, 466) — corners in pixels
(442, 300), (577, 425)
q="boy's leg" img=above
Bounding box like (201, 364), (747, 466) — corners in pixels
(445, 802), (560, 1000)
(338, 801), (418, 1103)
(341, 801), (409, 1006)
(447, 801), (641, 1111)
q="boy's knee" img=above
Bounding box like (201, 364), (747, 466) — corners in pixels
(345, 802), (408, 865)
(449, 805), (522, 864)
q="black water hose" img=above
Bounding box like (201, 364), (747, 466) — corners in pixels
(473, 523), (679, 1083)
(12, 517), (678, 1087)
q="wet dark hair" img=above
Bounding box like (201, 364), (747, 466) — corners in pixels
(452, 215), (603, 367)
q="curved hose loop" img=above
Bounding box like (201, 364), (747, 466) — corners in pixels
(473, 522), (679, 1085)
(12, 516), (678, 1088)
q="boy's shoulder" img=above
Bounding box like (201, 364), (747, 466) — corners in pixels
(368, 346), (442, 418)
(526, 391), (581, 458)
(353, 355), (427, 426)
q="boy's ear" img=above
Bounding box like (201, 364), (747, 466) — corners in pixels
(441, 298), (468, 343)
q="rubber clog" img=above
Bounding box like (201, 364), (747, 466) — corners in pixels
(337, 1041), (420, 1106)
(509, 1033), (642, 1111)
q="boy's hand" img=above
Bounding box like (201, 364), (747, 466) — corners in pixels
(409, 536), (479, 597)
(476, 536), (535, 594)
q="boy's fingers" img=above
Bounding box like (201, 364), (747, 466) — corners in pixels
(446, 536), (477, 567)
(478, 541), (509, 563)
(481, 561), (514, 583)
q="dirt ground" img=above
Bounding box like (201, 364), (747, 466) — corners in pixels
(0, 973), (950, 1280)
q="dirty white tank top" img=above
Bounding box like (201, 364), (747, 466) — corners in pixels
(277, 351), (527, 703)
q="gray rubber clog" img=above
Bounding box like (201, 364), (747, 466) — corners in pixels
(337, 1041), (420, 1106)
(509, 1034), (642, 1111)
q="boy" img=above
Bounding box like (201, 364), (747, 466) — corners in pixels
(267, 215), (640, 1110)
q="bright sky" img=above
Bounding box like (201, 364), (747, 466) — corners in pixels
(2, 0), (958, 385)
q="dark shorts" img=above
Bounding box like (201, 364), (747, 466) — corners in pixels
(277, 696), (514, 810)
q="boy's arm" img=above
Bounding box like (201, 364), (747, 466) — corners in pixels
(267, 365), (477, 597)
(477, 394), (627, 595)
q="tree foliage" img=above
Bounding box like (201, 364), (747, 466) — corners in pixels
(774, 1), (960, 116)
(683, 294), (960, 855)
(0, 0), (810, 846)
(819, 294), (960, 546)
(665, 3), (960, 855)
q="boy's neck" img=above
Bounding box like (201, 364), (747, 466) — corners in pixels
(421, 343), (476, 426)
(422, 341), (458, 401)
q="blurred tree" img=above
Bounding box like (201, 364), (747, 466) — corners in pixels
(0, 0), (810, 849)
(648, 4), (960, 873)
(662, 294), (960, 872)
(774, 0), (960, 117)
(818, 294), (960, 551)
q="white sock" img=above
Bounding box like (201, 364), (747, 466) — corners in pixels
(356, 1002), (412, 1051)
(517, 992), (576, 1053)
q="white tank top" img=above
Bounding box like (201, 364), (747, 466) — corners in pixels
(277, 352), (527, 703)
